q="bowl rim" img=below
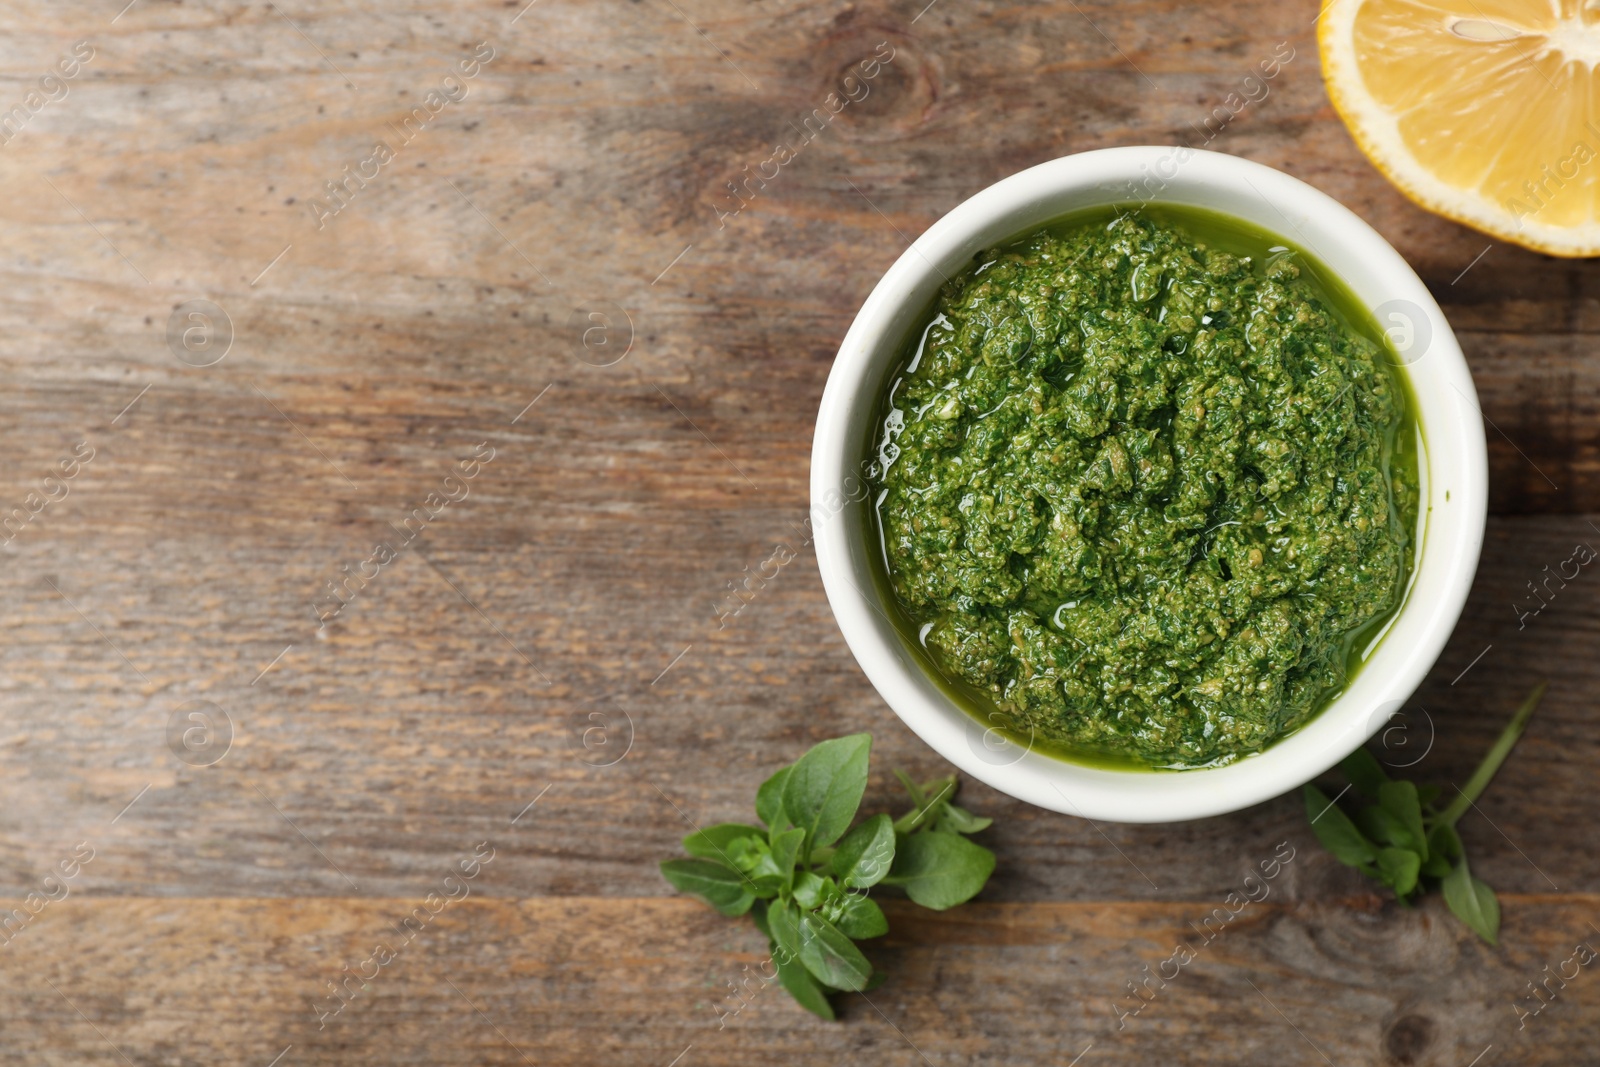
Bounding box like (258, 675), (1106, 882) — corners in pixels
(810, 146), (1488, 823)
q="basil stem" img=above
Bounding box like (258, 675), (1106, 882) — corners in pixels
(1436, 682), (1547, 829)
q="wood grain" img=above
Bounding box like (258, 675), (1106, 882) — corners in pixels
(0, 0), (1595, 1064)
(2, 896), (1597, 1066)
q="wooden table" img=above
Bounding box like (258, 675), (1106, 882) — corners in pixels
(0, 1), (1594, 1063)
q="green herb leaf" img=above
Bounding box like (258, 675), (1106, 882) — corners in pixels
(884, 830), (996, 910)
(1303, 784), (1377, 867)
(1377, 781), (1428, 861)
(794, 912), (873, 991)
(782, 734), (872, 854)
(659, 858), (754, 917)
(894, 774), (956, 834)
(773, 945), (836, 1019)
(780, 735), (870, 857)
(756, 765), (792, 832)
(729, 842), (784, 900)
(1300, 687), (1543, 945)
(682, 823), (765, 862)
(830, 813), (897, 889)
(1420, 818), (1460, 880)
(751, 827), (805, 894)
(1340, 747), (1390, 798)
(936, 802), (993, 835)
(792, 871), (827, 911)
(1441, 854), (1500, 945)
(1355, 804), (1414, 853)
(662, 733), (1005, 1018)
(832, 893), (889, 939)
(1428, 822), (1463, 861)
(1375, 846), (1422, 899)
(768, 898), (802, 960)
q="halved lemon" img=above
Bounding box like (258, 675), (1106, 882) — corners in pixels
(1320, 0), (1600, 257)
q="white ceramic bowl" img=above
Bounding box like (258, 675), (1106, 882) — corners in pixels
(811, 147), (1487, 823)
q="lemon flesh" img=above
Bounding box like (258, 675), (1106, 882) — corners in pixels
(1321, 0), (1600, 256)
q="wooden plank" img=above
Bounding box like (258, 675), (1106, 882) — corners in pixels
(1, 896), (1595, 1066)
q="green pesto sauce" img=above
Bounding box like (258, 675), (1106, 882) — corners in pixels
(869, 205), (1421, 770)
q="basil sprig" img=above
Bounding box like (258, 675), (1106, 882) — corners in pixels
(1303, 683), (1546, 945)
(660, 734), (996, 1018)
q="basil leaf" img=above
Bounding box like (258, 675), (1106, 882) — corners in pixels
(1378, 781), (1428, 862)
(833, 893), (889, 939)
(937, 803), (992, 835)
(1442, 855), (1500, 945)
(1340, 747), (1390, 798)
(895, 775), (956, 833)
(768, 898), (803, 961)
(683, 823), (765, 861)
(773, 946), (836, 1019)
(1420, 821), (1461, 879)
(659, 858), (754, 917)
(782, 734), (872, 853)
(1356, 804), (1417, 853)
(748, 827), (805, 894)
(792, 871), (827, 911)
(884, 830), (995, 910)
(795, 912), (873, 991)
(731, 836), (775, 888)
(756, 765), (792, 832)
(1303, 785), (1378, 867)
(1428, 822), (1463, 862)
(1419, 848), (1452, 880)
(831, 813), (897, 888)
(750, 899), (771, 939)
(1375, 846), (1422, 899)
